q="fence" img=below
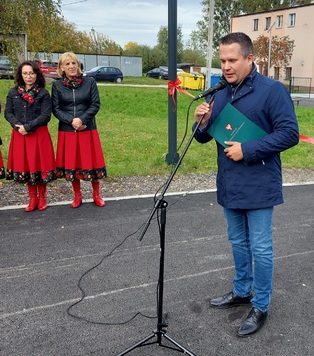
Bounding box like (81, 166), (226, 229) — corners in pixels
(289, 77), (312, 96)
(28, 52), (142, 77)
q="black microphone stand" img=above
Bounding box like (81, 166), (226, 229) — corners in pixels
(117, 96), (214, 356)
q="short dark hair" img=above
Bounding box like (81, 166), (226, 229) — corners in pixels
(219, 32), (254, 58)
(15, 60), (46, 88)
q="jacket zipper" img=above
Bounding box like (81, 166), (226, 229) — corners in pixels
(72, 89), (76, 117)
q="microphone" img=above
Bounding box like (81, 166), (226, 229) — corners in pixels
(193, 79), (228, 101)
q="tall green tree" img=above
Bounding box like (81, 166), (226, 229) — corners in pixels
(156, 25), (184, 62)
(0, 0), (62, 61)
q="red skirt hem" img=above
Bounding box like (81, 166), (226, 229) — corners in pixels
(0, 150), (4, 179)
(6, 126), (56, 184)
(55, 130), (107, 181)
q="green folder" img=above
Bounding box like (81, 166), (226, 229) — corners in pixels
(208, 103), (267, 148)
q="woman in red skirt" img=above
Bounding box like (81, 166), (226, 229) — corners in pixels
(0, 137), (4, 179)
(51, 52), (106, 208)
(4, 61), (56, 211)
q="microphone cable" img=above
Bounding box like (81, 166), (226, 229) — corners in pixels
(66, 221), (158, 325)
(67, 96), (210, 326)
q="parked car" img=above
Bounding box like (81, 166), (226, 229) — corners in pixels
(146, 67), (184, 80)
(0, 56), (14, 79)
(83, 66), (123, 83)
(34, 59), (59, 78)
(146, 66), (168, 79)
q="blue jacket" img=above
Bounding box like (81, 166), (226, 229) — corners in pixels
(193, 66), (299, 209)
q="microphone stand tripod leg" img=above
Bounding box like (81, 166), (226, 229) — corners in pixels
(116, 200), (196, 356)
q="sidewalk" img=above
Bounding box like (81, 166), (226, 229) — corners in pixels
(290, 92), (314, 107)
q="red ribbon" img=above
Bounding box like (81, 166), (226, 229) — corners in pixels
(168, 78), (195, 111)
(299, 134), (314, 144)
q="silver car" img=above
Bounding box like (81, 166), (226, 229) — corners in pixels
(0, 56), (14, 79)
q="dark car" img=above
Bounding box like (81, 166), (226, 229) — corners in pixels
(146, 67), (168, 79)
(146, 67), (184, 80)
(83, 66), (123, 83)
(0, 56), (14, 79)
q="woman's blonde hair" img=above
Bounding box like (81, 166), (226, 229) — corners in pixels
(57, 52), (82, 77)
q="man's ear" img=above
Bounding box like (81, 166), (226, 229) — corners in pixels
(247, 53), (254, 64)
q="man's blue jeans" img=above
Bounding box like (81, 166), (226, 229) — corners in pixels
(223, 207), (274, 312)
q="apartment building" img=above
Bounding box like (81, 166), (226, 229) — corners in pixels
(230, 3), (314, 89)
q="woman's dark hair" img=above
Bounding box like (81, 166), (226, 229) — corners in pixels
(15, 60), (46, 88)
(219, 32), (254, 58)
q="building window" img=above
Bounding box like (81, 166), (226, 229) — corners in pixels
(285, 67), (292, 81)
(288, 13), (296, 27)
(276, 15), (283, 28)
(253, 19), (259, 31)
(265, 17), (271, 30)
(274, 67), (280, 80)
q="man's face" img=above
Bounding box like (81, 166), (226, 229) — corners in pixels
(219, 43), (253, 85)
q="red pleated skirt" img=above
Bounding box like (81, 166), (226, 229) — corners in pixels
(55, 129), (107, 181)
(6, 126), (56, 184)
(0, 150), (4, 179)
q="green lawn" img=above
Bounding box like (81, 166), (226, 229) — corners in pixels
(0, 77), (313, 178)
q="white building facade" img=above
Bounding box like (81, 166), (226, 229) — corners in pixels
(230, 3), (314, 90)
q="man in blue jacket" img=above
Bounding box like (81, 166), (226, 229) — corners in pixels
(193, 32), (299, 337)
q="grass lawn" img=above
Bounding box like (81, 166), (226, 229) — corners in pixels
(0, 77), (313, 178)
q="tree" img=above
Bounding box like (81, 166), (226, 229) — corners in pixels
(181, 49), (206, 67)
(156, 25), (184, 62)
(123, 42), (140, 56)
(46, 19), (91, 54)
(0, 0), (62, 61)
(26, 0), (62, 54)
(253, 35), (295, 74)
(0, 0), (122, 59)
(90, 29), (121, 55)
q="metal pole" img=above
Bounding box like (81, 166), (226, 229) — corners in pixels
(205, 0), (215, 88)
(166, 0), (179, 165)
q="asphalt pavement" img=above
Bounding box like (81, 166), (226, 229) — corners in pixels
(0, 183), (313, 356)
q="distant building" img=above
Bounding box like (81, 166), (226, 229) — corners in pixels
(28, 52), (142, 77)
(231, 3), (314, 90)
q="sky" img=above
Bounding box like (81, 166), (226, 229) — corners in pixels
(61, 0), (204, 48)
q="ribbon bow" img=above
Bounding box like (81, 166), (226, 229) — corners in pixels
(168, 78), (195, 111)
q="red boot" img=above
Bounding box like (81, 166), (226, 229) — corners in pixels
(91, 180), (105, 207)
(25, 183), (38, 212)
(37, 183), (48, 211)
(71, 179), (82, 208)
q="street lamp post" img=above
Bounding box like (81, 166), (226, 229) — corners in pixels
(267, 22), (275, 78)
(91, 27), (98, 54)
(205, 0), (215, 87)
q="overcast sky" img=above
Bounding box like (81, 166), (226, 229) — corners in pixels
(61, 0), (204, 48)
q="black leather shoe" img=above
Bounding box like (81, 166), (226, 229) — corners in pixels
(209, 291), (252, 309)
(237, 307), (268, 337)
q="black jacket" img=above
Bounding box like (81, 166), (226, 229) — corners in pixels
(51, 76), (100, 132)
(4, 88), (51, 132)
